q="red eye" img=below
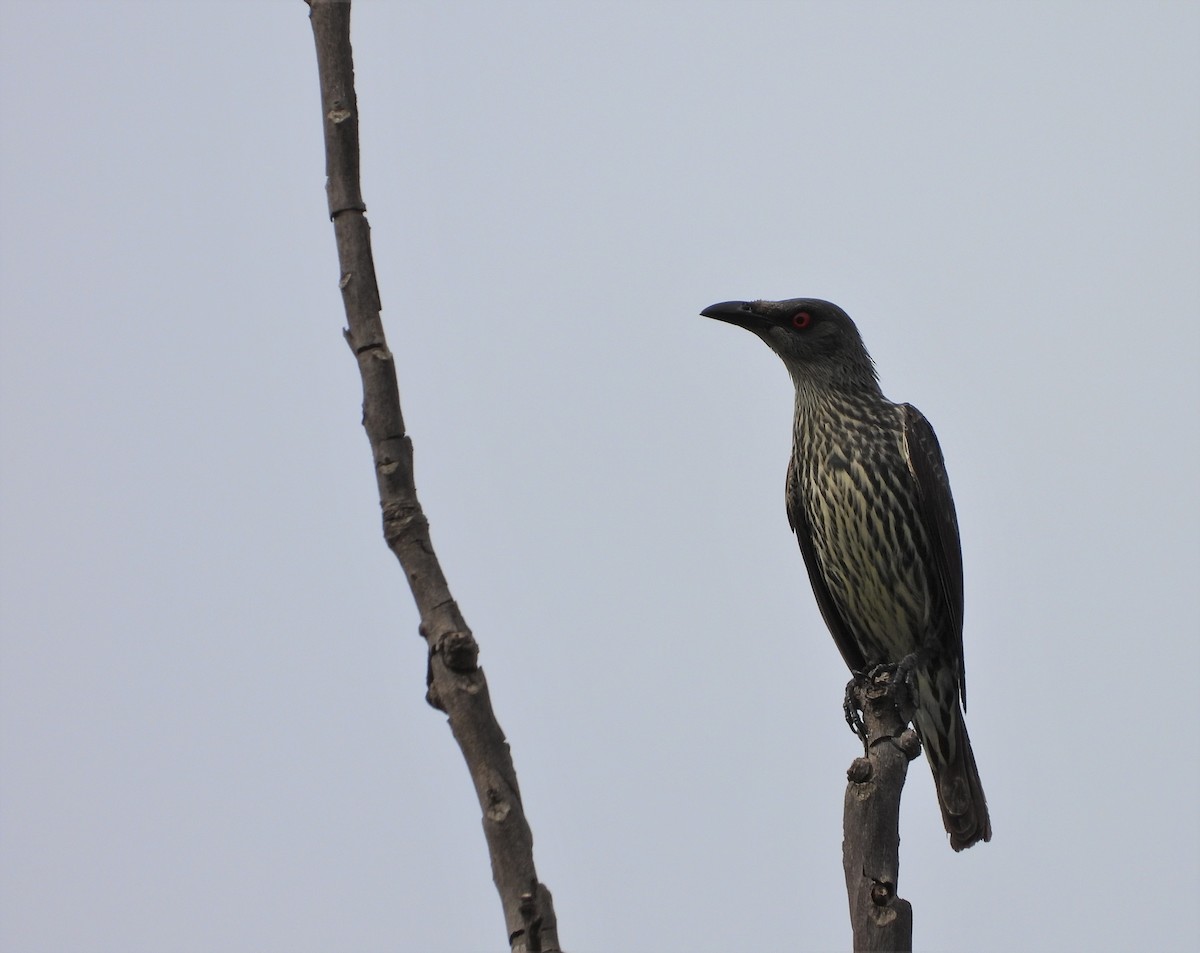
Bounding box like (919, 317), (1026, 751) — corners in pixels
(791, 311), (812, 330)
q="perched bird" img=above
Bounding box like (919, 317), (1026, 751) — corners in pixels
(701, 297), (990, 851)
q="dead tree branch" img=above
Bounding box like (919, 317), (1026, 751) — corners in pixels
(842, 671), (918, 952)
(305, 3), (559, 949)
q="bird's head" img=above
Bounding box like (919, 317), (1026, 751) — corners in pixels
(700, 297), (878, 390)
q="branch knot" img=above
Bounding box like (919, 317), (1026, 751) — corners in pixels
(435, 629), (479, 673)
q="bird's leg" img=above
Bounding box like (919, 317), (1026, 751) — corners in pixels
(885, 653), (919, 724)
(844, 675), (868, 752)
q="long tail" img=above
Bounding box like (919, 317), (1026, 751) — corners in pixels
(912, 664), (992, 851)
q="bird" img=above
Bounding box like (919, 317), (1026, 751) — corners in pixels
(701, 296), (990, 851)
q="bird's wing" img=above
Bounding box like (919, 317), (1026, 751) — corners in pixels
(786, 454), (868, 673)
(901, 404), (967, 704)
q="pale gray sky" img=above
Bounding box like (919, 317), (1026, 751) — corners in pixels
(2, 2), (1197, 951)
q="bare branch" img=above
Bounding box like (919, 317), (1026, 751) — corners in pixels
(305, 3), (559, 948)
(842, 672), (918, 952)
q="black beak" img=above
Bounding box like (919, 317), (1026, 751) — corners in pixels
(700, 300), (767, 331)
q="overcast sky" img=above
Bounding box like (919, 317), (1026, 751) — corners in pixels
(2, 2), (1198, 951)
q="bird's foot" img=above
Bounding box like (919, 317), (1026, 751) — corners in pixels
(843, 676), (868, 752)
(862, 655), (918, 723)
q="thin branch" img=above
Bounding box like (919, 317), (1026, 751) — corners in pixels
(305, 3), (559, 949)
(842, 671), (918, 952)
